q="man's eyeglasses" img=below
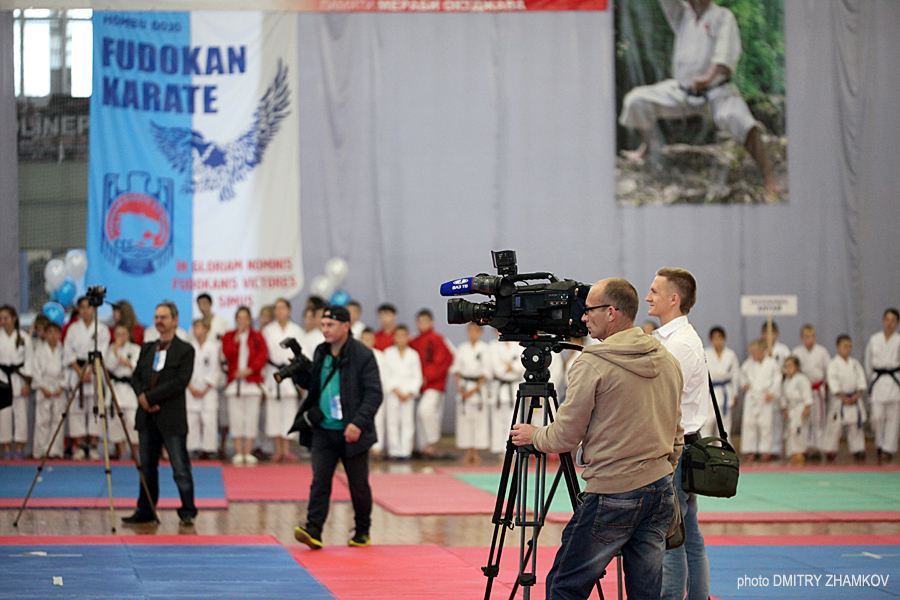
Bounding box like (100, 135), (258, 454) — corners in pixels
(583, 304), (619, 314)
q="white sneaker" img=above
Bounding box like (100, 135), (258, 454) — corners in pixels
(88, 447), (100, 460)
(72, 447), (86, 460)
(232, 454), (245, 466)
(244, 454), (259, 466)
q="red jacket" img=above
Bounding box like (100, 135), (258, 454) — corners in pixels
(410, 328), (454, 392)
(221, 329), (268, 385)
(374, 328), (395, 351)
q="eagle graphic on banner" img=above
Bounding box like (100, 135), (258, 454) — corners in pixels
(150, 59), (291, 201)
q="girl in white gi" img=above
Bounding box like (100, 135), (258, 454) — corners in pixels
(824, 335), (868, 462)
(739, 338), (782, 462)
(781, 356), (813, 464)
(104, 323), (140, 459)
(792, 324), (831, 459)
(763, 322), (791, 458)
(382, 325), (423, 460)
(489, 335), (525, 455)
(359, 329), (388, 458)
(64, 297), (111, 460)
(864, 308), (900, 463)
(262, 299), (305, 462)
(0, 305), (32, 459)
(188, 319), (221, 460)
(452, 323), (491, 466)
(702, 326), (740, 439)
(31, 321), (67, 459)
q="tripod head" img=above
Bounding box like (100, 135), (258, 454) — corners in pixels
(499, 334), (583, 383)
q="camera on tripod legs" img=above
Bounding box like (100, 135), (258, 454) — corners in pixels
(86, 286), (106, 307)
(272, 337), (313, 383)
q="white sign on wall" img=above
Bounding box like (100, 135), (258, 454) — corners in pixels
(740, 295), (798, 317)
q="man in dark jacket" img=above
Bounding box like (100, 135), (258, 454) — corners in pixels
(291, 305), (382, 549)
(122, 301), (197, 526)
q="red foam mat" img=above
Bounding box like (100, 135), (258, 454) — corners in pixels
(345, 471), (498, 515)
(222, 464), (351, 502)
(0, 534), (280, 545)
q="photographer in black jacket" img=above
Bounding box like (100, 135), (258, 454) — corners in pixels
(290, 305), (382, 549)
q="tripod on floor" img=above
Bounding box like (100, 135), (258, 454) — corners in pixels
(481, 336), (620, 600)
(13, 293), (156, 532)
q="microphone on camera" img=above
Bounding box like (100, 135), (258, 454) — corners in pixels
(440, 278), (475, 297)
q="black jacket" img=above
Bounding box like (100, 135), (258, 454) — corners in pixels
(132, 336), (195, 437)
(291, 337), (382, 456)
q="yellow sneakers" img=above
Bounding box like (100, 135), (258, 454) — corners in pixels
(294, 526), (323, 550)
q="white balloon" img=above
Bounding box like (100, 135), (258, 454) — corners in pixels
(44, 259), (66, 292)
(65, 249), (88, 280)
(310, 275), (336, 299)
(324, 257), (349, 286)
(44, 279), (56, 294)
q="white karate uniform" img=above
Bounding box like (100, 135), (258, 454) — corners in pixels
(739, 356), (781, 455)
(823, 355), (868, 454)
(63, 319), (110, 438)
(768, 341), (791, 455)
(793, 343), (831, 452)
(489, 340), (525, 454)
(702, 346), (740, 438)
(188, 338), (221, 453)
(619, 0), (758, 145)
(369, 348), (388, 454)
(30, 341), (67, 458)
(0, 328), (31, 445)
(262, 320), (304, 439)
(298, 328), (325, 361)
(781, 373), (813, 456)
(864, 331), (900, 454)
(104, 342), (140, 445)
(225, 331), (265, 439)
(350, 320), (367, 340)
(451, 340), (491, 451)
(382, 346), (423, 459)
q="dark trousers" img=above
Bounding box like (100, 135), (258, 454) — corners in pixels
(137, 426), (197, 520)
(307, 427), (372, 534)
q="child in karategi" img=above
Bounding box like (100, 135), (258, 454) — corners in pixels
(31, 322), (67, 459)
(188, 319), (221, 460)
(489, 333), (524, 455)
(865, 308), (900, 464)
(105, 322), (140, 459)
(360, 329), (387, 459)
(382, 325), (423, 460)
(792, 324), (831, 460)
(452, 323), (491, 466)
(0, 305), (32, 459)
(824, 334), (868, 462)
(703, 326), (740, 439)
(763, 321), (791, 458)
(740, 338), (782, 462)
(781, 356), (813, 464)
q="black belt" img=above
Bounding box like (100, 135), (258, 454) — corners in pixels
(109, 374), (132, 385)
(269, 361), (288, 400)
(870, 367), (900, 394)
(0, 362), (24, 378)
(680, 77), (731, 98)
(685, 432), (701, 445)
(76, 358), (88, 367)
(460, 375), (482, 383)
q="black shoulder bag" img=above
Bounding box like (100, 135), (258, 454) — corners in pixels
(681, 375), (740, 497)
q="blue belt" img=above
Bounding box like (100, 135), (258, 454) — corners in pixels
(711, 378), (731, 416)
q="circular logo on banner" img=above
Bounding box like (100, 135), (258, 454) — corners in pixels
(104, 192), (171, 270)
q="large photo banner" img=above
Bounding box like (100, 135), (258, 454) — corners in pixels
(87, 11), (303, 324)
(614, 0), (787, 206)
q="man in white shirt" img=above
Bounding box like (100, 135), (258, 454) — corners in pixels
(865, 308), (900, 463)
(792, 324), (831, 459)
(645, 267), (710, 600)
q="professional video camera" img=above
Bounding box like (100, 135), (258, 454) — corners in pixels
(441, 250), (589, 340)
(86, 286), (106, 307)
(272, 337), (313, 383)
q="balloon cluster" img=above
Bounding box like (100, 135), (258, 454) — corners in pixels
(308, 257), (351, 306)
(42, 249), (88, 325)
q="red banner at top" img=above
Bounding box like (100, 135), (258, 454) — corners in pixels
(310, 0), (606, 11)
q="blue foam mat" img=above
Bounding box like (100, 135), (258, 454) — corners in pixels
(0, 544), (335, 599)
(709, 545), (900, 599)
(0, 465), (225, 499)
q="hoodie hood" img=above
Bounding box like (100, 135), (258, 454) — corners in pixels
(584, 327), (667, 378)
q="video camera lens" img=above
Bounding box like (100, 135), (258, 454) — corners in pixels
(447, 298), (495, 325)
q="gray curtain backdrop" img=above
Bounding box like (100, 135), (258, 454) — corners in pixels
(0, 11), (20, 307)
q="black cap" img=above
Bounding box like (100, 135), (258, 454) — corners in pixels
(322, 305), (351, 323)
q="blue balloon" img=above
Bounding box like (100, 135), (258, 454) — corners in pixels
(329, 290), (351, 306)
(56, 277), (77, 307)
(42, 302), (66, 326)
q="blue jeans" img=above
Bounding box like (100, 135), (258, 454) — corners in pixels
(546, 475), (674, 600)
(136, 428), (196, 520)
(661, 448), (710, 600)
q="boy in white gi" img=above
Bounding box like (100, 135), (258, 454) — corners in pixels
(105, 323), (140, 459)
(64, 297), (111, 460)
(489, 334), (525, 455)
(703, 326), (740, 438)
(360, 329), (387, 458)
(781, 356), (813, 464)
(864, 308), (900, 463)
(382, 325), (423, 460)
(0, 305), (32, 459)
(763, 321), (790, 457)
(824, 335), (868, 462)
(31, 322), (67, 459)
(188, 319), (221, 460)
(792, 324), (831, 460)
(739, 338), (782, 462)
(452, 322), (491, 466)
(262, 298), (305, 462)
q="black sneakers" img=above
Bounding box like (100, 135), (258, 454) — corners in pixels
(348, 530), (370, 547)
(121, 512), (158, 524)
(294, 525), (323, 550)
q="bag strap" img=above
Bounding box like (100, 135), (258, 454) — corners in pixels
(707, 373), (728, 441)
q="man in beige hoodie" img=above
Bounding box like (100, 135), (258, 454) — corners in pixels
(511, 278), (683, 600)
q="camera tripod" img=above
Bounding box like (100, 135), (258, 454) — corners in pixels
(13, 304), (157, 532)
(482, 337), (620, 600)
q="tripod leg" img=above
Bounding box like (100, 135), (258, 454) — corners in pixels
(12, 384), (81, 528)
(93, 355), (117, 533)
